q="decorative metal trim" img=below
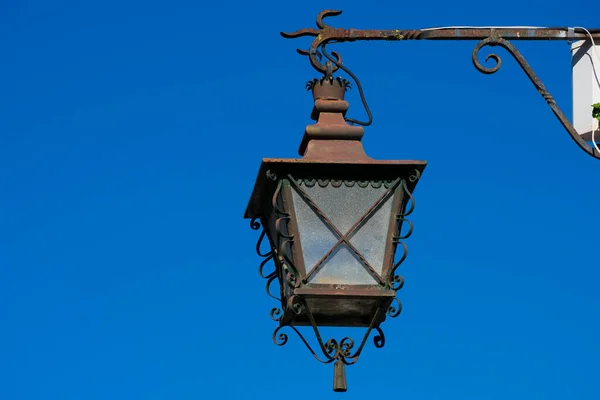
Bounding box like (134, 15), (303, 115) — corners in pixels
(384, 169), (419, 315)
(250, 218), (281, 302)
(387, 179), (415, 292)
(297, 179), (396, 189)
(272, 296), (386, 366)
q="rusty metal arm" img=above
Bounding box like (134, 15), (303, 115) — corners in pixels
(281, 10), (600, 160)
(281, 10), (600, 71)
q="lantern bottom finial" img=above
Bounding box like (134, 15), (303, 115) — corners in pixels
(333, 361), (347, 392)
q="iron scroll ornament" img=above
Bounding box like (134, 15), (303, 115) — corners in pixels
(281, 10), (600, 160)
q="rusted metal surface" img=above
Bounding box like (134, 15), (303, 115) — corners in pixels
(299, 77), (368, 158)
(333, 361), (347, 392)
(307, 76), (349, 103)
(281, 9), (600, 160)
(282, 9), (600, 73)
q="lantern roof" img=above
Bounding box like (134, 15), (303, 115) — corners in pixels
(244, 157), (426, 219)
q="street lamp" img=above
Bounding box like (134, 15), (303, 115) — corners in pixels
(245, 76), (425, 392)
(245, 9), (600, 393)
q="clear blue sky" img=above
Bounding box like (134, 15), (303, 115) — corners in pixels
(1, 0), (600, 399)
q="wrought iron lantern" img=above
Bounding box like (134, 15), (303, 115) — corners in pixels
(244, 76), (426, 391)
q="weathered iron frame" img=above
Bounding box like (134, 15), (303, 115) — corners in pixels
(247, 160), (422, 390)
(250, 169), (420, 384)
(244, 71), (427, 390)
(281, 9), (600, 160)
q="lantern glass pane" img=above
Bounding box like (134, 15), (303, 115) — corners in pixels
(290, 180), (396, 285)
(348, 194), (394, 275)
(290, 186), (339, 271)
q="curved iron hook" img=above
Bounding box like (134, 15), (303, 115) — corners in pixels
(281, 10), (344, 73)
(321, 43), (373, 126)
